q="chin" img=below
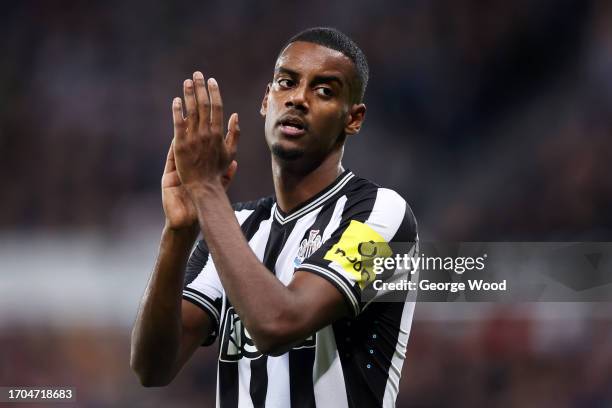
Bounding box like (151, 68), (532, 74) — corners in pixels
(271, 143), (305, 161)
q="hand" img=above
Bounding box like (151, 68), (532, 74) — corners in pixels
(161, 140), (199, 230)
(172, 71), (240, 194)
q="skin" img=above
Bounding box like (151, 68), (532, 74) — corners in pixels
(130, 41), (366, 386)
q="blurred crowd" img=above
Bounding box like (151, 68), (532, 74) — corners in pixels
(1, 0), (609, 240)
(1, 313), (611, 407)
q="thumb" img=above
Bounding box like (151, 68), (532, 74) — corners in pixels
(222, 160), (238, 189)
(225, 113), (240, 158)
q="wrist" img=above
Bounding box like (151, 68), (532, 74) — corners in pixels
(162, 222), (199, 241)
(186, 178), (226, 203)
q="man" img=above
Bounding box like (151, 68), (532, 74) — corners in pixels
(131, 27), (418, 407)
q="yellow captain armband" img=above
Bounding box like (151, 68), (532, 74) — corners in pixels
(324, 220), (393, 289)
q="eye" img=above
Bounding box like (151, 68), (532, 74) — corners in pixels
(277, 78), (294, 88)
(315, 87), (333, 97)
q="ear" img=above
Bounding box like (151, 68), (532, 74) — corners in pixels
(260, 84), (271, 117)
(344, 103), (366, 135)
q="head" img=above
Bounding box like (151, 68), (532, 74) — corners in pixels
(260, 27), (369, 171)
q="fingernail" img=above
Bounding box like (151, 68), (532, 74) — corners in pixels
(184, 79), (193, 88)
(173, 97), (181, 105)
(208, 78), (217, 87)
(194, 71), (203, 80)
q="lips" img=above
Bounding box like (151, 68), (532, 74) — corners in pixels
(278, 115), (307, 137)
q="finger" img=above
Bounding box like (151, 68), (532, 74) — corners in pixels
(222, 160), (238, 188)
(207, 78), (224, 136)
(183, 79), (197, 131)
(227, 159), (238, 180)
(172, 97), (186, 139)
(163, 140), (176, 174)
(225, 113), (240, 158)
(193, 71), (210, 130)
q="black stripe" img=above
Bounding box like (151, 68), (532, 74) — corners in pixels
(288, 347), (316, 407)
(239, 198), (275, 242)
(305, 199), (337, 238)
(185, 197), (274, 286)
(274, 169), (352, 220)
(332, 300), (408, 407)
(249, 356), (269, 408)
(219, 360), (239, 408)
(249, 217), (298, 407)
(287, 204), (338, 407)
(297, 185), (379, 316)
(332, 197), (417, 406)
(218, 201), (274, 408)
(308, 184), (378, 262)
(393, 201), (417, 242)
(363, 203), (416, 405)
(182, 287), (221, 322)
(184, 240), (210, 286)
(297, 264), (360, 316)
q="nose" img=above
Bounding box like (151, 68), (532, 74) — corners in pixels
(285, 85), (308, 113)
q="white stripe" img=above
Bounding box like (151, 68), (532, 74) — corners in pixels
(184, 207), (255, 332)
(248, 208), (274, 261)
(234, 210), (274, 408)
(382, 248), (419, 407)
(235, 208), (255, 225)
(299, 263), (359, 315)
(313, 325), (349, 408)
(365, 188), (406, 241)
(274, 172), (354, 224)
(216, 362), (221, 408)
(263, 208), (322, 407)
(237, 357), (255, 408)
(264, 355), (290, 407)
(321, 195), (347, 243)
(381, 300), (416, 407)
(185, 252), (223, 310)
(183, 291), (220, 324)
(275, 207), (322, 284)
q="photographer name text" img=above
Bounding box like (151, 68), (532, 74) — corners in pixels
(373, 279), (507, 292)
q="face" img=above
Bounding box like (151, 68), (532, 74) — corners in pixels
(260, 41), (365, 169)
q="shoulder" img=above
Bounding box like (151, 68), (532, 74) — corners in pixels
(232, 196), (275, 212)
(343, 173), (418, 242)
(231, 196), (275, 222)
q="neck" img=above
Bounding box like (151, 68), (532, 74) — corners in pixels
(272, 148), (344, 213)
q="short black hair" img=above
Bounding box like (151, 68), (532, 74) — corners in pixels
(280, 27), (369, 104)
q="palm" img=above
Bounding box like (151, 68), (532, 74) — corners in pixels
(161, 141), (237, 229)
(162, 145), (198, 229)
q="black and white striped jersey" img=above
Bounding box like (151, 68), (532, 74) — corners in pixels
(183, 170), (418, 408)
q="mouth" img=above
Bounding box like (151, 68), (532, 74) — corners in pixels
(277, 115), (307, 137)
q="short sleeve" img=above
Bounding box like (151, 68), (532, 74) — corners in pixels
(181, 200), (264, 346)
(183, 240), (223, 346)
(298, 188), (418, 316)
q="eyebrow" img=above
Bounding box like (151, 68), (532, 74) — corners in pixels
(275, 66), (344, 88)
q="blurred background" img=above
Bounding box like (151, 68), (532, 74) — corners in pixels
(1, 0), (611, 406)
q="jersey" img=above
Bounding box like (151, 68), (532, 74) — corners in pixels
(182, 170), (418, 408)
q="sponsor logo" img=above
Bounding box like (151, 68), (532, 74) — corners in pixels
(219, 307), (315, 362)
(294, 229), (322, 267)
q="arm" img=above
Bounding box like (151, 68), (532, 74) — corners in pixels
(130, 71), (239, 385)
(130, 225), (212, 386)
(191, 184), (349, 355)
(172, 73), (350, 356)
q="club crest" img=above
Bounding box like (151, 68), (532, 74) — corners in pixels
(294, 229), (322, 267)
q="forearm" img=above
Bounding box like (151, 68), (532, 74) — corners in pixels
(191, 183), (298, 349)
(130, 225), (198, 384)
